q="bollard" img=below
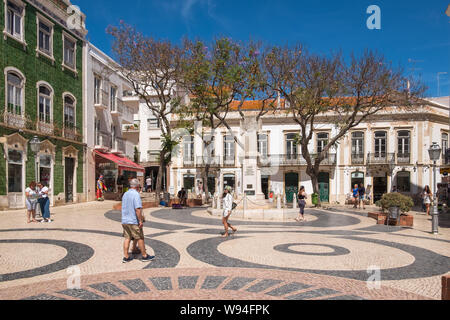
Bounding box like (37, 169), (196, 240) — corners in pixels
(243, 195), (248, 210)
(277, 194), (281, 209)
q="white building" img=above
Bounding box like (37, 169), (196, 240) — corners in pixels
(83, 43), (141, 201)
(168, 98), (450, 205)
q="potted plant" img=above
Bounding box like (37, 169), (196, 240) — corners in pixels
(376, 193), (414, 220)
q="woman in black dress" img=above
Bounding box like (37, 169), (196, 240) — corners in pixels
(296, 186), (307, 222)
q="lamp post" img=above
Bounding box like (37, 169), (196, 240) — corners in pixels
(29, 136), (41, 183)
(428, 142), (441, 234)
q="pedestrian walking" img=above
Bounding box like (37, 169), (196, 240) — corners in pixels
(96, 175), (107, 201)
(423, 185), (432, 216)
(37, 182), (51, 223)
(352, 184), (359, 208)
(358, 183), (366, 210)
(146, 176), (152, 192)
(295, 186), (307, 222)
(25, 181), (38, 223)
(221, 187), (237, 238)
(121, 178), (154, 263)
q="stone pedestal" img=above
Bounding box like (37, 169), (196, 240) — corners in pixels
(241, 117), (265, 202)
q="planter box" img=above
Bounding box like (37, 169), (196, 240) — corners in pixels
(368, 212), (413, 227)
(443, 275), (450, 300)
(187, 199), (203, 207)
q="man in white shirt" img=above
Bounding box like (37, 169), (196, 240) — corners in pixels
(146, 176), (152, 192)
(37, 182), (51, 223)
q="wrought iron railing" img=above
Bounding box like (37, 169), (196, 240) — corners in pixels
(351, 153), (365, 165)
(196, 156), (220, 167)
(367, 152), (395, 165)
(396, 152), (411, 164)
(258, 153), (337, 167)
(37, 121), (54, 135)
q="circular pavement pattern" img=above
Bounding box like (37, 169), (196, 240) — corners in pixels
(273, 243), (351, 256)
(0, 206), (448, 300)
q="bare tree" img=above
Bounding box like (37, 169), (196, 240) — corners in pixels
(178, 38), (278, 199)
(265, 47), (425, 206)
(107, 23), (184, 197)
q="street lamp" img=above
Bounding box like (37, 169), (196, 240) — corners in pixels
(29, 136), (41, 183)
(428, 142), (441, 234)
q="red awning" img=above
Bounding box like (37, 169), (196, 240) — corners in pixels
(94, 150), (145, 172)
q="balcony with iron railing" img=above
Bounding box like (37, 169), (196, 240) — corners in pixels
(63, 124), (82, 142)
(3, 108), (27, 129)
(94, 132), (111, 151)
(351, 153), (365, 165)
(37, 120), (54, 135)
(183, 155), (195, 167)
(110, 98), (123, 117)
(367, 152), (395, 165)
(258, 153), (337, 167)
(94, 89), (109, 110)
(196, 156), (221, 167)
(223, 155), (236, 167)
(396, 152), (411, 164)
(111, 137), (125, 154)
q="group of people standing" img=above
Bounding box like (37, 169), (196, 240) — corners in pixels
(25, 181), (51, 223)
(352, 183), (367, 210)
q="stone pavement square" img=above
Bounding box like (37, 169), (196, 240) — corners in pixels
(0, 201), (449, 300)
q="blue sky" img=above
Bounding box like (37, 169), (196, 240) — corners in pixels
(73, 0), (450, 97)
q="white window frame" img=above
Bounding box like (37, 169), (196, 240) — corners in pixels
(94, 75), (102, 105)
(285, 133), (298, 156)
(35, 13), (54, 61)
(4, 66), (25, 116)
(316, 132), (329, 154)
(147, 118), (160, 129)
(183, 135), (194, 162)
(63, 92), (76, 129)
(62, 31), (77, 73)
(3, 0), (27, 47)
(36, 81), (53, 124)
(257, 133), (268, 157)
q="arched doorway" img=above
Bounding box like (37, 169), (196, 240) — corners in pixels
(285, 172), (299, 203)
(351, 172), (365, 189)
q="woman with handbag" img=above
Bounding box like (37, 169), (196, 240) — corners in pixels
(221, 187), (237, 238)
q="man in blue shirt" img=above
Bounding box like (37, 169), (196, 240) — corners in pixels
(121, 178), (154, 263)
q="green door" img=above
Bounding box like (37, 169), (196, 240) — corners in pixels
(285, 172), (299, 203)
(318, 172), (329, 203)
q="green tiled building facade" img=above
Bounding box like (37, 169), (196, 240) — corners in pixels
(0, 0), (87, 209)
